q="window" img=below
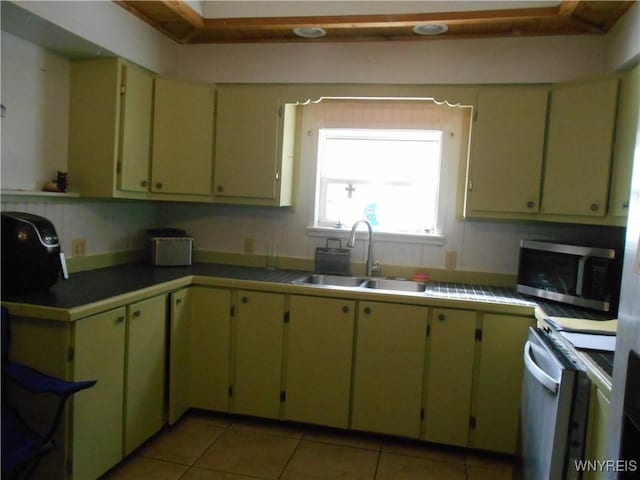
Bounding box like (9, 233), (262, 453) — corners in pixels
(315, 128), (442, 234)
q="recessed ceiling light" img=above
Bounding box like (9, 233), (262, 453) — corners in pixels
(293, 27), (326, 38)
(412, 24), (448, 36)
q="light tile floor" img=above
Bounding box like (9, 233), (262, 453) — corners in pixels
(102, 411), (519, 480)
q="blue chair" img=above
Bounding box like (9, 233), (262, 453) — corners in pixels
(1, 307), (96, 479)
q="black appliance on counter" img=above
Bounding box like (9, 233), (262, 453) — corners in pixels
(1, 212), (68, 293)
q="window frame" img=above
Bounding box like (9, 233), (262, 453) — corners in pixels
(314, 127), (443, 235)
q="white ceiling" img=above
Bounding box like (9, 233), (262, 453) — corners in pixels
(185, 1), (562, 19)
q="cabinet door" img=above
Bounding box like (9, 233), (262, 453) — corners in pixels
(73, 307), (126, 480)
(233, 290), (285, 419)
(542, 78), (618, 216)
(424, 308), (476, 447)
(471, 313), (533, 454)
(152, 77), (214, 195)
(169, 287), (232, 424)
(285, 296), (355, 428)
(118, 62), (153, 193)
(584, 386), (610, 480)
(466, 87), (548, 215)
(609, 66), (640, 217)
(68, 58), (121, 198)
(352, 301), (428, 438)
(169, 288), (191, 424)
(124, 295), (167, 455)
(214, 85), (294, 204)
(190, 287), (232, 412)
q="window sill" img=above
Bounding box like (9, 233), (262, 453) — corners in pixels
(306, 226), (446, 246)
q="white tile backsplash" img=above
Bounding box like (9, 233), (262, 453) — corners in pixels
(1, 199), (157, 258)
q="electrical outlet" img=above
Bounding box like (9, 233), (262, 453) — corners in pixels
(72, 238), (87, 257)
(244, 238), (255, 253)
(444, 250), (457, 270)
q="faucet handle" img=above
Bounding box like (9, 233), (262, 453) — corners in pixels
(372, 261), (383, 276)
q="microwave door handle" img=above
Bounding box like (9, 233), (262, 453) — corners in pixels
(524, 341), (560, 395)
(576, 256), (588, 296)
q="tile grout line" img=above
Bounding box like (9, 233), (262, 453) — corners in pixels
(178, 417), (234, 478)
(277, 431), (305, 479)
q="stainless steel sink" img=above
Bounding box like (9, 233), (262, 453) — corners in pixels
(295, 274), (367, 287)
(363, 278), (427, 292)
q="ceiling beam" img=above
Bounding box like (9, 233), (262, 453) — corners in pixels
(160, 0), (204, 29)
(202, 7), (562, 31)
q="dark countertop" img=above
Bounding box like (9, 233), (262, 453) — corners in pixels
(2, 261), (614, 376)
(0, 263), (305, 309)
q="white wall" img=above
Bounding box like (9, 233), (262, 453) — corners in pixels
(606, 1), (640, 71)
(1, 32), (69, 191)
(1, 32), (158, 258)
(176, 35), (610, 85)
(12, 0), (179, 75)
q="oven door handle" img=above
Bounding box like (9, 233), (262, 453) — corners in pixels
(524, 341), (559, 395)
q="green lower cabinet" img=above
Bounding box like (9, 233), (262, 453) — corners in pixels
(169, 287), (231, 424)
(232, 290), (286, 419)
(352, 301), (428, 438)
(284, 295), (355, 428)
(423, 308), (477, 447)
(169, 288), (191, 424)
(72, 307), (127, 480)
(470, 313), (533, 454)
(584, 385), (611, 480)
(124, 295), (167, 455)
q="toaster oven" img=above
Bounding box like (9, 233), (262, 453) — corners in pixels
(146, 228), (193, 266)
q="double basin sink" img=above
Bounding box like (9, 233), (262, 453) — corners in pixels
(293, 273), (427, 293)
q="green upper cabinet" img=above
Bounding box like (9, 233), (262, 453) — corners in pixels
(609, 65), (640, 217)
(68, 58), (215, 201)
(352, 301), (428, 438)
(69, 58), (153, 199)
(466, 86), (548, 215)
(542, 77), (619, 216)
(284, 295), (355, 429)
(118, 63), (154, 193)
(151, 78), (215, 197)
(213, 85), (297, 206)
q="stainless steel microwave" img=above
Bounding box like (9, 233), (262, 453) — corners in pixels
(516, 240), (622, 313)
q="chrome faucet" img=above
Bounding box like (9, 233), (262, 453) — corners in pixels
(347, 220), (376, 277)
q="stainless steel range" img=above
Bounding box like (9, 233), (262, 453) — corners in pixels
(521, 327), (591, 480)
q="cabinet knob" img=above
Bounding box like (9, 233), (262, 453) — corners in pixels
(275, 172), (280, 181)
(140, 180), (148, 187)
(217, 185), (224, 193)
(342, 306), (349, 314)
(364, 307), (371, 315)
(623, 201), (630, 209)
(155, 182), (163, 189)
(242, 296), (249, 304)
(132, 310), (141, 319)
(526, 201), (535, 209)
(175, 298), (183, 305)
(590, 203), (599, 212)
(438, 314), (446, 321)
(116, 316), (125, 323)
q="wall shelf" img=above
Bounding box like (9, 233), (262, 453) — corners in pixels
(1, 189), (80, 198)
